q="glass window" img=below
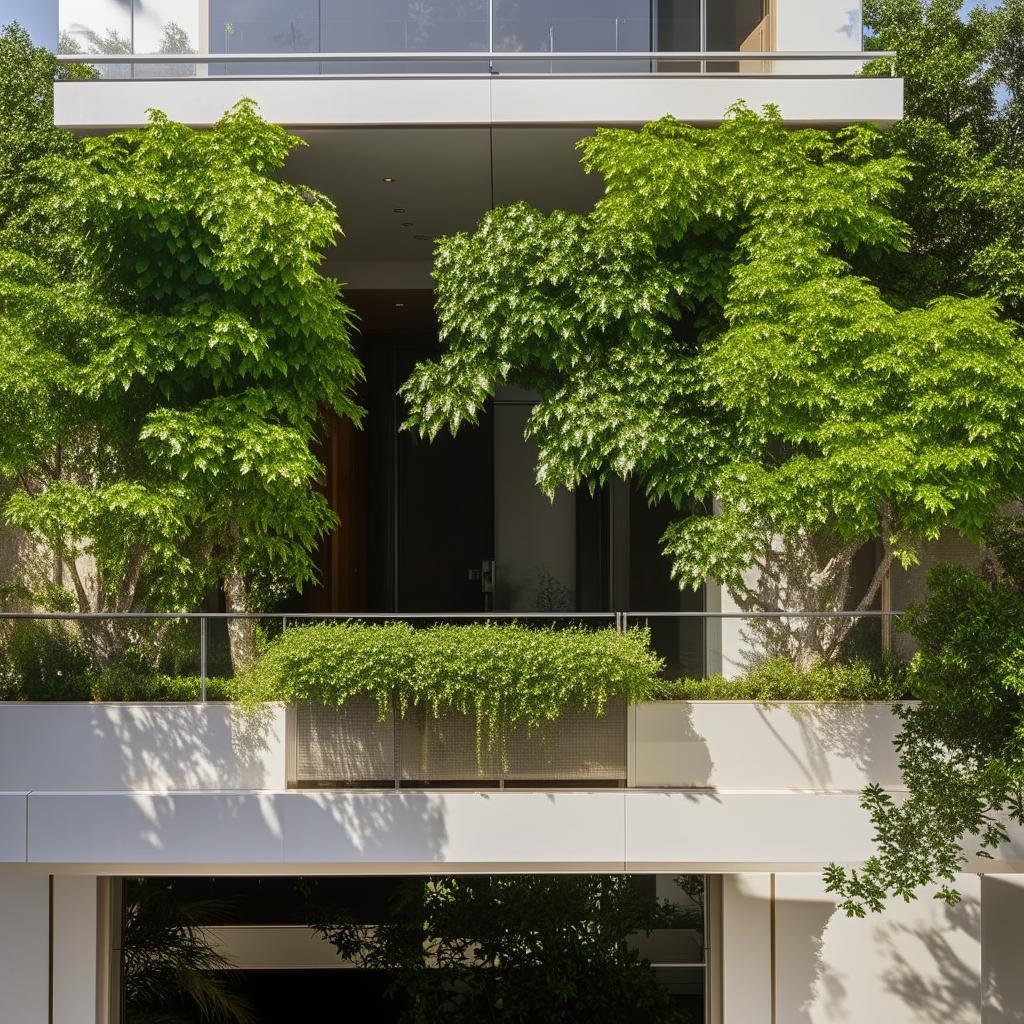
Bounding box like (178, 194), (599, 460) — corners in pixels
(134, 0), (198, 78)
(493, 0), (651, 72)
(210, 0), (321, 74)
(707, 0), (767, 49)
(320, 0), (488, 73)
(59, 0), (132, 77)
(321, 0), (488, 52)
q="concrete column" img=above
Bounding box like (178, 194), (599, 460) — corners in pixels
(721, 873), (773, 1024)
(982, 875), (1024, 1023)
(0, 873), (50, 1024)
(52, 875), (110, 1024)
(774, 873), (981, 1024)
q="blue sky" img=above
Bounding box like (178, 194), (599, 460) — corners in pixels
(3, 0), (57, 47)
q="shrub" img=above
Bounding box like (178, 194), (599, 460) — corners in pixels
(651, 657), (907, 702)
(0, 619), (92, 700)
(87, 669), (234, 702)
(236, 622), (663, 738)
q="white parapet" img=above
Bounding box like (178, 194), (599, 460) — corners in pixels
(0, 701), (287, 791)
(53, 75), (904, 130)
(630, 701), (905, 791)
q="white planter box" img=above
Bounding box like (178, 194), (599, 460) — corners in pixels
(630, 701), (906, 792)
(0, 702), (287, 792)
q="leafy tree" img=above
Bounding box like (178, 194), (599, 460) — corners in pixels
(861, 0), (1024, 317)
(311, 874), (699, 1024)
(0, 24), (90, 233)
(401, 108), (1024, 663)
(0, 48), (362, 667)
(824, 517), (1024, 915)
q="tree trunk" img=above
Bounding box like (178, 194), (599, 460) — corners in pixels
(224, 566), (257, 673)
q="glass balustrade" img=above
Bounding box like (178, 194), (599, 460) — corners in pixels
(56, 0), (869, 77)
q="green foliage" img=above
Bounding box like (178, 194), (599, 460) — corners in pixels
(0, 620), (92, 700)
(861, 0), (1024, 317)
(311, 874), (698, 1024)
(402, 107), (1024, 664)
(652, 657), (905, 702)
(0, 24), (91, 232)
(87, 670), (234, 703)
(825, 517), (1024, 915)
(123, 879), (253, 1024)
(237, 622), (662, 740)
(0, 81), (362, 630)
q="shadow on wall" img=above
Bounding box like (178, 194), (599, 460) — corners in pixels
(95, 704), (452, 866)
(782, 702), (903, 791)
(879, 897), (982, 1024)
(775, 876), (981, 1024)
(94, 703), (279, 791)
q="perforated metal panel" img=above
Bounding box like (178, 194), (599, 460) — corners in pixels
(292, 699), (627, 786)
(294, 697), (394, 783)
(504, 700), (627, 781)
(399, 706), (501, 781)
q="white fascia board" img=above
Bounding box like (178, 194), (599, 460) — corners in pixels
(489, 76), (903, 127)
(15, 788), (1024, 874)
(54, 76), (904, 131)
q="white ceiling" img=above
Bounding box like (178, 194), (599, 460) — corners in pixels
(286, 126), (605, 289)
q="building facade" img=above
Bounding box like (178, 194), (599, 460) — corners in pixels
(3, 2), (1023, 1022)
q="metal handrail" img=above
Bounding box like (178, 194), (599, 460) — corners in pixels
(56, 49), (894, 65)
(0, 607), (902, 702)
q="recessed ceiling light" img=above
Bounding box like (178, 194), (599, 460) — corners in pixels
(382, 176), (395, 183)
(392, 207), (406, 213)
(400, 221), (414, 228)
(395, 302), (405, 307)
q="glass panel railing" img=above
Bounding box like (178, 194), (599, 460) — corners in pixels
(55, 0), (887, 78)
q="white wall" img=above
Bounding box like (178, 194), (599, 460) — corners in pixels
(775, 0), (863, 73)
(53, 75), (904, 130)
(722, 874), (773, 1024)
(0, 702), (287, 791)
(52, 875), (101, 1024)
(981, 875), (1024, 1023)
(631, 701), (904, 792)
(723, 871), (985, 1024)
(0, 874), (49, 1024)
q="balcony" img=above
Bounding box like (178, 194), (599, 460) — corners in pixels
(6, 609), (1022, 875)
(53, 1), (902, 129)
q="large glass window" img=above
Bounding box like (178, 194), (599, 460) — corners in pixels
(493, 0), (651, 72)
(210, 0), (320, 74)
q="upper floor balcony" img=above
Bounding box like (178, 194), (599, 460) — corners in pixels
(53, 0), (903, 129)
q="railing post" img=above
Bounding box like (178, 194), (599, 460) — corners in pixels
(199, 615), (208, 703)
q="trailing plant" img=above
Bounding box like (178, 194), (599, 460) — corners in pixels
(651, 657), (906, 702)
(825, 515), (1024, 915)
(236, 622), (662, 743)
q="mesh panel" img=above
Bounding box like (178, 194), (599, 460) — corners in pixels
(399, 706), (501, 781)
(295, 697), (395, 783)
(504, 700), (627, 781)
(293, 699), (627, 785)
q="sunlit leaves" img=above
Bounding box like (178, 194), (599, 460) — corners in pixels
(0, 85), (362, 613)
(403, 106), (1024, 603)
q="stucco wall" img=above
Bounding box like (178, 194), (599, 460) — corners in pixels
(631, 701), (904, 791)
(723, 871), (987, 1023)
(0, 702), (287, 791)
